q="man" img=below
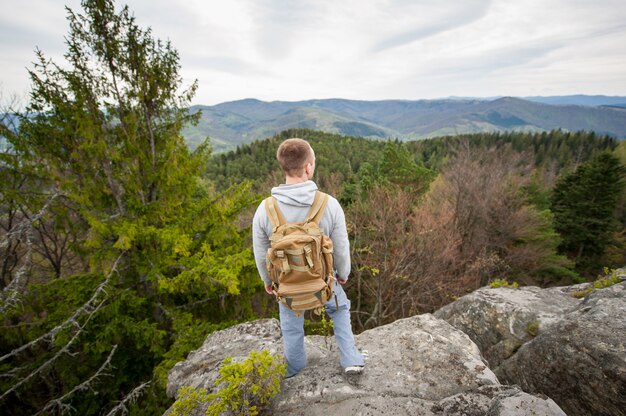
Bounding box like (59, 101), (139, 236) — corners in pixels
(252, 138), (365, 378)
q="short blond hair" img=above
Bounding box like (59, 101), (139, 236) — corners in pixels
(276, 138), (313, 177)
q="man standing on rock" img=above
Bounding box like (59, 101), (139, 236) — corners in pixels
(252, 138), (365, 378)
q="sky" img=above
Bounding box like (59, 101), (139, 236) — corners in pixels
(2, 0), (626, 106)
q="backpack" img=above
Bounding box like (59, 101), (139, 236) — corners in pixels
(264, 191), (335, 315)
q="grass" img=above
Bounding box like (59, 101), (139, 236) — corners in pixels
(570, 267), (622, 298)
(489, 278), (519, 289)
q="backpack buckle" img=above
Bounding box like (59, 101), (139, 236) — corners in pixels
(303, 245), (314, 268)
(276, 250), (291, 273)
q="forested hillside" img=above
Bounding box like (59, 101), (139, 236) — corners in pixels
(209, 128), (617, 188)
(1, 1), (625, 415)
(209, 128), (625, 331)
(183, 97), (626, 151)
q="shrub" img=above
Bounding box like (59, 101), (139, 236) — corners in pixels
(570, 267), (622, 298)
(170, 350), (286, 416)
(526, 320), (540, 337)
(489, 278), (519, 289)
(171, 386), (211, 416)
(593, 267), (622, 289)
(571, 287), (593, 299)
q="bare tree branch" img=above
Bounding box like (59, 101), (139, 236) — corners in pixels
(0, 191), (62, 253)
(104, 380), (151, 416)
(0, 252), (124, 364)
(0, 221), (34, 311)
(0, 191), (64, 311)
(34, 345), (118, 416)
(0, 293), (107, 401)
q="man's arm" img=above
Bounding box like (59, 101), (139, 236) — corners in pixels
(252, 202), (273, 289)
(328, 198), (351, 282)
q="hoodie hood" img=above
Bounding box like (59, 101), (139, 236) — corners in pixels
(271, 180), (318, 207)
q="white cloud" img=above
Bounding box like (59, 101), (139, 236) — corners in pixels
(1, 0), (625, 105)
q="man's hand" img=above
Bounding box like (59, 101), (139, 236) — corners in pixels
(265, 284), (274, 295)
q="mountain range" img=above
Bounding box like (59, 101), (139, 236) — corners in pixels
(183, 95), (623, 152)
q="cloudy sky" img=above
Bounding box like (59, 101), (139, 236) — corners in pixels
(2, 0), (626, 105)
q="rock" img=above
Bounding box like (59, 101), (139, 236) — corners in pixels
(483, 389), (566, 416)
(166, 315), (565, 415)
(273, 385), (565, 416)
(435, 277), (626, 416)
(166, 319), (282, 398)
(496, 282), (626, 416)
(274, 314), (499, 411)
(434, 285), (580, 368)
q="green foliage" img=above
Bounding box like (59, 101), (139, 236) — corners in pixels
(526, 320), (540, 338)
(304, 308), (334, 349)
(18, 3), (204, 227)
(153, 181), (260, 299)
(171, 386), (212, 416)
(379, 141), (436, 191)
(536, 264), (584, 284)
(551, 152), (626, 274)
(570, 287), (594, 299)
(206, 128), (389, 193)
(570, 267), (622, 298)
(406, 130), (617, 173)
(153, 314), (237, 389)
(512, 207), (579, 283)
(207, 129), (614, 208)
(593, 267), (622, 289)
(615, 141), (626, 166)
(170, 350), (286, 416)
(489, 278), (519, 289)
(0, 1), (266, 414)
(206, 351), (285, 416)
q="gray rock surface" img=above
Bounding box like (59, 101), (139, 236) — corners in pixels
(434, 285), (580, 368)
(166, 315), (565, 415)
(496, 282), (626, 416)
(166, 319), (283, 399)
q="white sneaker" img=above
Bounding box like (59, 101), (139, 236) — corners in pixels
(344, 365), (364, 375)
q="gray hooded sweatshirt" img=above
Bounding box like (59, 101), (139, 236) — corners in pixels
(252, 180), (351, 287)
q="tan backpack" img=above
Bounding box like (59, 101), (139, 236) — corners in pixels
(264, 191), (335, 315)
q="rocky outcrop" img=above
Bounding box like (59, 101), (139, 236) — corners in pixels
(434, 285), (580, 368)
(437, 281), (626, 416)
(497, 282), (626, 416)
(167, 315), (565, 415)
(165, 319), (283, 399)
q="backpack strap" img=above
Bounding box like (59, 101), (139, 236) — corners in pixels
(306, 191), (329, 225)
(265, 191), (329, 227)
(264, 196), (286, 228)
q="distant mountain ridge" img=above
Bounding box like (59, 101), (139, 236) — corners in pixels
(523, 95), (626, 106)
(182, 96), (626, 152)
(449, 95), (626, 107)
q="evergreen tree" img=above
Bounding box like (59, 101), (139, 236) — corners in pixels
(551, 152), (626, 273)
(379, 141), (435, 192)
(0, 1), (258, 414)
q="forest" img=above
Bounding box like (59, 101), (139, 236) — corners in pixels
(1, 0), (625, 415)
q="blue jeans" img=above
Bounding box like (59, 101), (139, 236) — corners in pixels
(279, 283), (365, 377)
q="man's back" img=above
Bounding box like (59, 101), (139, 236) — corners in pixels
(252, 180), (350, 288)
